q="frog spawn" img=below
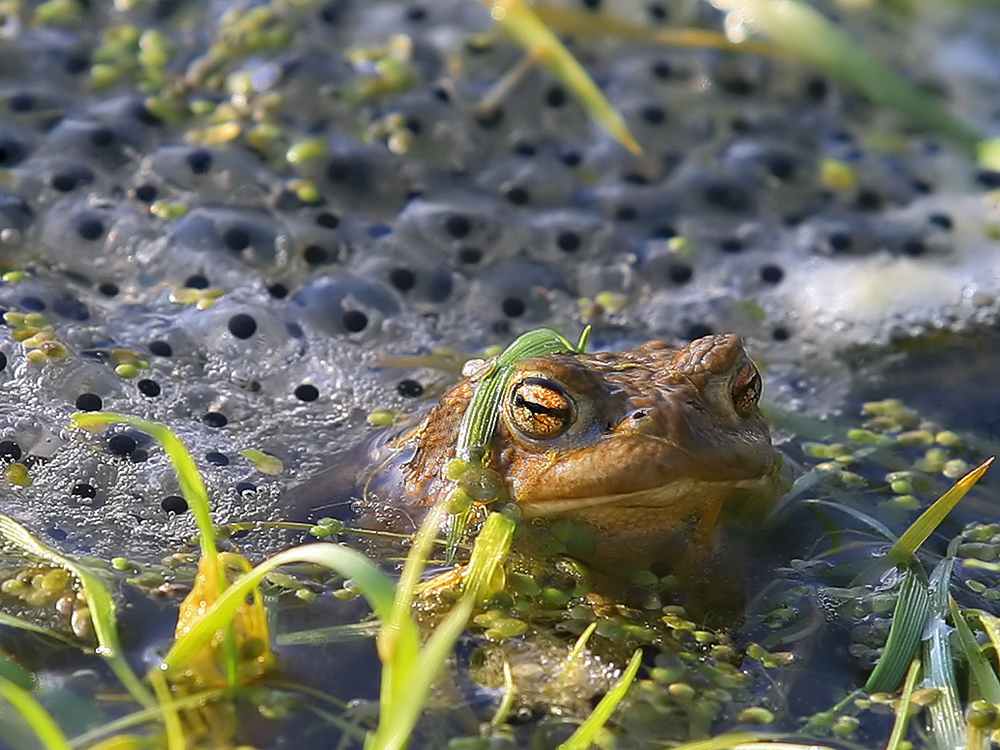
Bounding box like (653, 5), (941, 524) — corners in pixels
(0, 0), (990, 673)
(0, 0), (991, 564)
(0, 2), (995, 748)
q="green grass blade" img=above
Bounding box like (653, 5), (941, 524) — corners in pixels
(726, 0), (982, 149)
(276, 621), (381, 646)
(801, 499), (898, 542)
(0, 675), (73, 750)
(558, 647), (642, 750)
(533, 6), (781, 57)
(922, 558), (965, 750)
(865, 565), (930, 693)
(977, 610), (1000, 673)
(67, 688), (228, 748)
(885, 658), (921, 750)
(446, 327), (586, 560)
(70, 412), (237, 683)
(70, 412), (218, 560)
(856, 457), (994, 584)
(379, 503), (444, 710)
(161, 542), (399, 675)
(149, 667), (184, 750)
(490, 660), (515, 728)
(886, 457), (993, 565)
(463, 511), (516, 602)
(483, 0), (640, 154)
(454, 327), (583, 465)
(367, 598), (475, 750)
(950, 600), (1000, 705)
(0, 512), (154, 709)
(369, 504), (518, 750)
(638, 732), (761, 750)
(0, 653), (32, 691)
(0, 612), (89, 650)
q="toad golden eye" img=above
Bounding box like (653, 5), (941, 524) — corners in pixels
(731, 361), (762, 417)
(507, 377), (576, 439)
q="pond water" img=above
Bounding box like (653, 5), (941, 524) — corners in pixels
(1, 1), (999, 748)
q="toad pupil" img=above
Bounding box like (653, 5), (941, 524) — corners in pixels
(364, 333), (782, 566)
(511, 378), (574, 438)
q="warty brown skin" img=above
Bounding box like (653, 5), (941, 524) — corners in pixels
(363, 334), (783, 557)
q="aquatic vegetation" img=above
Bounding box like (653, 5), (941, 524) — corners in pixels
(497, 0), (985, 156)
(0, 511), (154, 709)
(0, 372), (996, 749)
(0, 410), (635, 749)
(481, 0), (641, 154)
(1, 0), (999, 747)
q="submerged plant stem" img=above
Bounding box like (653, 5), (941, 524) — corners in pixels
(0, 675), (73, 750)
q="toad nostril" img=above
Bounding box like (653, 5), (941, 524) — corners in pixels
(631, 410), (649, 420)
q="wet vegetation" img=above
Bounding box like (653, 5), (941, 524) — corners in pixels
(2, 0), (1000, 748)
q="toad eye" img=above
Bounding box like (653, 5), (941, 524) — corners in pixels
(507, 377), (576, 440)
(731, 361), (762, 417)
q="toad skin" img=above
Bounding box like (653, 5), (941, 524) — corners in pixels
(364, 334), (783, 559)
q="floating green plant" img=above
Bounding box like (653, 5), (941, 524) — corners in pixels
(854, 456), (995, 748)
(0, 512), (154, 710)
(61, 411), (522, 750)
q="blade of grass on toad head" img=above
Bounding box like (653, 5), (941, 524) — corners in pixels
(725, 0), (982, 150)
(446, 327), (588, 562)
(482, 0), (640, 154)
(455, 327), (588, 466)
(558, 647), (643, 750)
(0, 675), (73, 750)
(0, 512), (155, 710)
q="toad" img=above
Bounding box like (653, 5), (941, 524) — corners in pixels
(363, 334), (784, 562)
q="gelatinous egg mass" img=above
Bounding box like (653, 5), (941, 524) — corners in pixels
(0, 0), (996, 565)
